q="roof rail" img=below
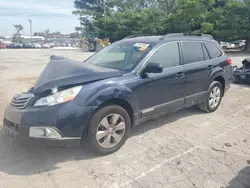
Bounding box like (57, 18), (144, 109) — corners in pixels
(160, 33), (214, 40)
(123, 34), (154, 39)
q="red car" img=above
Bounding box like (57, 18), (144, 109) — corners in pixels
(0, 42), (7, 49)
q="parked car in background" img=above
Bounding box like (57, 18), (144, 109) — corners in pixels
(220, 41), (235, 50)
(23, 43), (34, 49)
(6, 43), (15, 48)
(33, 43), (42, 49)
(41, 43), (50, 49)
(232, 40), (246, 50)
(7, 43), (23, 48)
(49, 43), (56, 48)
(0, 41), (7, 49)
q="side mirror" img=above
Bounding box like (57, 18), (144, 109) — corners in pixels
(141, 63), (163, 75)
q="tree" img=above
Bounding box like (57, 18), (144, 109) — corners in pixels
(219, 0), (250, 51)
(73, 0), (105, 35)
(13, 24), (23, 36)
(73, 0), (161, 40)
(73, 0), (250, 51)
(12, 24), (24, 43)
(70, 32), (80, 38)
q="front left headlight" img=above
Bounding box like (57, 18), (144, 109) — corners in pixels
(34, 86), (82, 107)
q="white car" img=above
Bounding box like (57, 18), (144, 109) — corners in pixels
(33, 43), (42, 49)
(233, 40), (246, 50)
(49, 43), (55, 48)
(42, 43), (50, 48)
(220, 42), (235, 49)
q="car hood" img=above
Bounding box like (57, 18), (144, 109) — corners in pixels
(33, 56), (124, 94)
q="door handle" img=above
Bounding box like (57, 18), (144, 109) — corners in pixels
(208, 65), (213, 70)
(176, 72), (185, 79)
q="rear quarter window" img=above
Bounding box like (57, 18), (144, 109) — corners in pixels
(204, 42), (223, 59)
(182, 42), (204, 64)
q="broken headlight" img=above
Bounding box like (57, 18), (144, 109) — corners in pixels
(34, 86), (82, 107)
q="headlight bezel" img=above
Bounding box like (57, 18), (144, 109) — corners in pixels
(33, 85), (82, 107)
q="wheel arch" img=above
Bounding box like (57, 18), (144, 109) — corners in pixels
(213, 76), (225, 95)
(93, 98), (134, 128)
(207, 67), (226, 95)
(81, 97), (135, 142)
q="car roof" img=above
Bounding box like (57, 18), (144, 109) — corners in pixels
(118, 36), (163, 45)
(120, 34), (217, 45)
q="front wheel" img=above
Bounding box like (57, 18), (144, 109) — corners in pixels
(85, 105), (131, 155)
(198, 81), (223, 113)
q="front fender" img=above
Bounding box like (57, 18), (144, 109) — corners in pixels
(74, 81), (134, 109)
(87, 85), (134, 107)
(71, 83), (134, 137)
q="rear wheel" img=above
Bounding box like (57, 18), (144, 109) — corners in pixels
(85, 105), (131, 155)
(198, 81), (223, 113)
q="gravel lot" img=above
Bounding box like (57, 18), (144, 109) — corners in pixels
(0, 49), (250, 188)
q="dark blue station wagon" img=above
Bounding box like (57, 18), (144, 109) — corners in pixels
(3, 33), (233, 155)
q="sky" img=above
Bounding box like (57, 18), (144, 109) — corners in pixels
(0, 0), (80, 36)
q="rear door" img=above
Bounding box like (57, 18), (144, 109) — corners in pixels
(181, 41), (212, 106)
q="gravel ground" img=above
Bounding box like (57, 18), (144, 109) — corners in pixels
(0, 49), (250, 188)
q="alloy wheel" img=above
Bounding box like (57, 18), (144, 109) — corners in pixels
(96, 114), (126, 149)
(209, 86), (221, 109)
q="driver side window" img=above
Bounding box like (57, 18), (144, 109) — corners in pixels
(147, 42), (180, 69)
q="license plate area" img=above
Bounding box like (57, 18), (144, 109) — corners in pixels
(4, 124), (19, 140)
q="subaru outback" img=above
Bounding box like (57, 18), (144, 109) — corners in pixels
(3, 33), (233, 155)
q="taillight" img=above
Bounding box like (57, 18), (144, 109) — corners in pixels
(227, 57), (232, 65)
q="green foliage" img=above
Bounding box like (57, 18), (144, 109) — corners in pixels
(73, 0), (250, 44)
(70, 32), (80, 38)
(12, 24), (24, 43)
(11, 34), (24, 43)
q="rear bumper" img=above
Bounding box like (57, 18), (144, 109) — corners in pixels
(225, 81), (231, 92)
(225, 67), (233, 92)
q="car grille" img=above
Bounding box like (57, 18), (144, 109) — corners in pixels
(10, 93), (34, 109)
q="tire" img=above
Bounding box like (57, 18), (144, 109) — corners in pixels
(81, 43), (89, 52)
(85, 105), (131, 155)
(240, 46), (245, 51)
(198, 81), (223, 113)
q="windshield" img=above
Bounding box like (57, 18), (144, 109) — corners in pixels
(85, 42), (153, 71)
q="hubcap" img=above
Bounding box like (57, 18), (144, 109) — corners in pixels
(209, 86), (221, 108)
(96, 114), (126, 149)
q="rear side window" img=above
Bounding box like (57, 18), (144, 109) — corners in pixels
(182, 42), (204, 64)
(204, 42), (223, 59)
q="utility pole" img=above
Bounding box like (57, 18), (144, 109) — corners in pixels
(28, 19), (32, 39)
(104, 0), (107, 38)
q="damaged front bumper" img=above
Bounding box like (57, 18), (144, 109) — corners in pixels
(3, 120), (81, 147)
(3, 93), (95, 147)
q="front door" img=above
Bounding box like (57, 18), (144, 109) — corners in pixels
(134, 42), (186, 119)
